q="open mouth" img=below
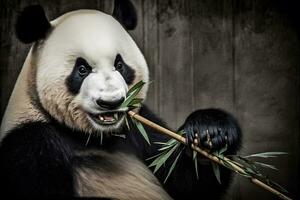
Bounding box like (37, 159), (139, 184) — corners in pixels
(88, 110), (126, 125)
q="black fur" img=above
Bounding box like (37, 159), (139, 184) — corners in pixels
(0, 122), (75, 196)
(66, 57), (92, 94)
(112, 0), (137, 30)
(114, 54), (135, 85)
(16, 5), (51, 44)
(182, 108), (242, 154)
(0, 105), (242, 198)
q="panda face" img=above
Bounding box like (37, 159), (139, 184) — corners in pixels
(34, 10), (149, 134)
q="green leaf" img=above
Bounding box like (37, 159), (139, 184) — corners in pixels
(154, 142), (170, 145)
(132, 119), (150, 145)
(244, 166), (259, 176)
(193, 151), (199, 180)
(163, 149), (183, 183)
(121, 89), (141, 108)
(193, 150), (197, 160)
(211, 161), (221, 184)
(229, 160), (245, 168)
(127, 81), (145, 97)
(268, 180), (289, 194)
(146, 151), (166, 167)
(253, 162), (278, 171)
(236, 170), (252, 178)
(120, 81), (145, 108)
(218, 144), (227, 155)
(125, 116), (130, 130)
(148, 152), (164, 161)
(158, 145), (174, 151)
(128, 98), (143, 106)
(152, 143), (180, 173)
(177, 130), (185, 136)
(165, 139), (178, 146)
(244, 152), (288, 158)
(222, 159), (236, 171)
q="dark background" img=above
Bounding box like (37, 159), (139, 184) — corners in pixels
(0, 0), (299, 199)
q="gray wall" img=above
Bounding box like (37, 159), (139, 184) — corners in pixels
(0, 0), (299, 199)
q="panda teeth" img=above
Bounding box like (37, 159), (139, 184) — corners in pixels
(97, 113), (119, 123)
(93, 112), (123, 125)
(99, 116), (105, 121)
(114, 113), (118, 119)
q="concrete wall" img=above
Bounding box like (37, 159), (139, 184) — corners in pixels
(0, 0), (299, 199)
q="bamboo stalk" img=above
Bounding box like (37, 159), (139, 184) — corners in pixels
(128, 110), (292, 200)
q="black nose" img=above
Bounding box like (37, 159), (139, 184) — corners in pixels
(96, 97), (124, 110)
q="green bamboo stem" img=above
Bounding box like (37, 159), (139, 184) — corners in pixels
(128, 110), (292, 200)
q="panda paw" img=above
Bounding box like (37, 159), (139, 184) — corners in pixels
(181, 109), (241, 153)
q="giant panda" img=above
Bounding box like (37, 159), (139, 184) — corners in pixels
(0, 0), (242, 199)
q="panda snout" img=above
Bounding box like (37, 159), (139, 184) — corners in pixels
(95, 97), (124, 110)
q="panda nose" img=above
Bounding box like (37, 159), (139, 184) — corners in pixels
(96, 97), (124, 110)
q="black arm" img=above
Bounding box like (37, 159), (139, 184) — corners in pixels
(0, 122), (75, 196)
(131, 105), (242, 199)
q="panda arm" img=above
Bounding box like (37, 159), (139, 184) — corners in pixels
(134, 105), (242, 199)
(0, 122), (75, 196)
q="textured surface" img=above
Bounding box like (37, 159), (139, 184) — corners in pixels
(0, 0), (299, 199)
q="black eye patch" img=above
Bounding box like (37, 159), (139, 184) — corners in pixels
(66, 57), (92, 94)
(114, 54), (135, 85)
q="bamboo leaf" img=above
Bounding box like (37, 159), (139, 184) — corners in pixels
(148, 152), (167, 167)
(127, 81), (145, 97)
(177, 130), (185, 136)
(211, 161), (221, 184)
(253, 162), (278, 171)
(229, 160), (245, 168)
(193, 151), (199, 180)
(268, 180), (289, 194)
(159, 145), (174, 151)
(163, 149), (183, 183)
(146, 151), (167, 161)
(120, 81), (145, 108)
(154, 142), (170, 145)
(165, 139), (178, 146)
(193, 150), (197, 160)
(153, 143), (180, 173)
(128, 98), (143, 106)
(133, 119), (150, 145)
(244, 152), (288, 158)
(222, 159), (236, 171)
(218, 144), (227, 155)
(236, 170), (252, 178)
(125, 116), (130, 130)
(244, 166), (259, 176)
(121, 89), (141, 108)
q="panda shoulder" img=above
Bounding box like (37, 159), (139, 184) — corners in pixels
(0, 122), (71, 156)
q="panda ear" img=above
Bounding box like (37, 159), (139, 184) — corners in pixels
(16, 5), (51, 44)
(112, 0), (137, 30)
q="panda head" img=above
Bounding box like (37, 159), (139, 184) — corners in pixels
(16, 1), (149, 134)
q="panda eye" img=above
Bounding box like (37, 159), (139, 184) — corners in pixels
(78, 65), (88, 75)
(115, 61), (123, 71)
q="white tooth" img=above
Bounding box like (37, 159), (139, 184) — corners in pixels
(114, 113), (118, 119)
(99, 116), (104, 121)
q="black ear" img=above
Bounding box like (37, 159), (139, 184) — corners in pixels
(112, 0), (137, 30)
(16, 5), (51, 44)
